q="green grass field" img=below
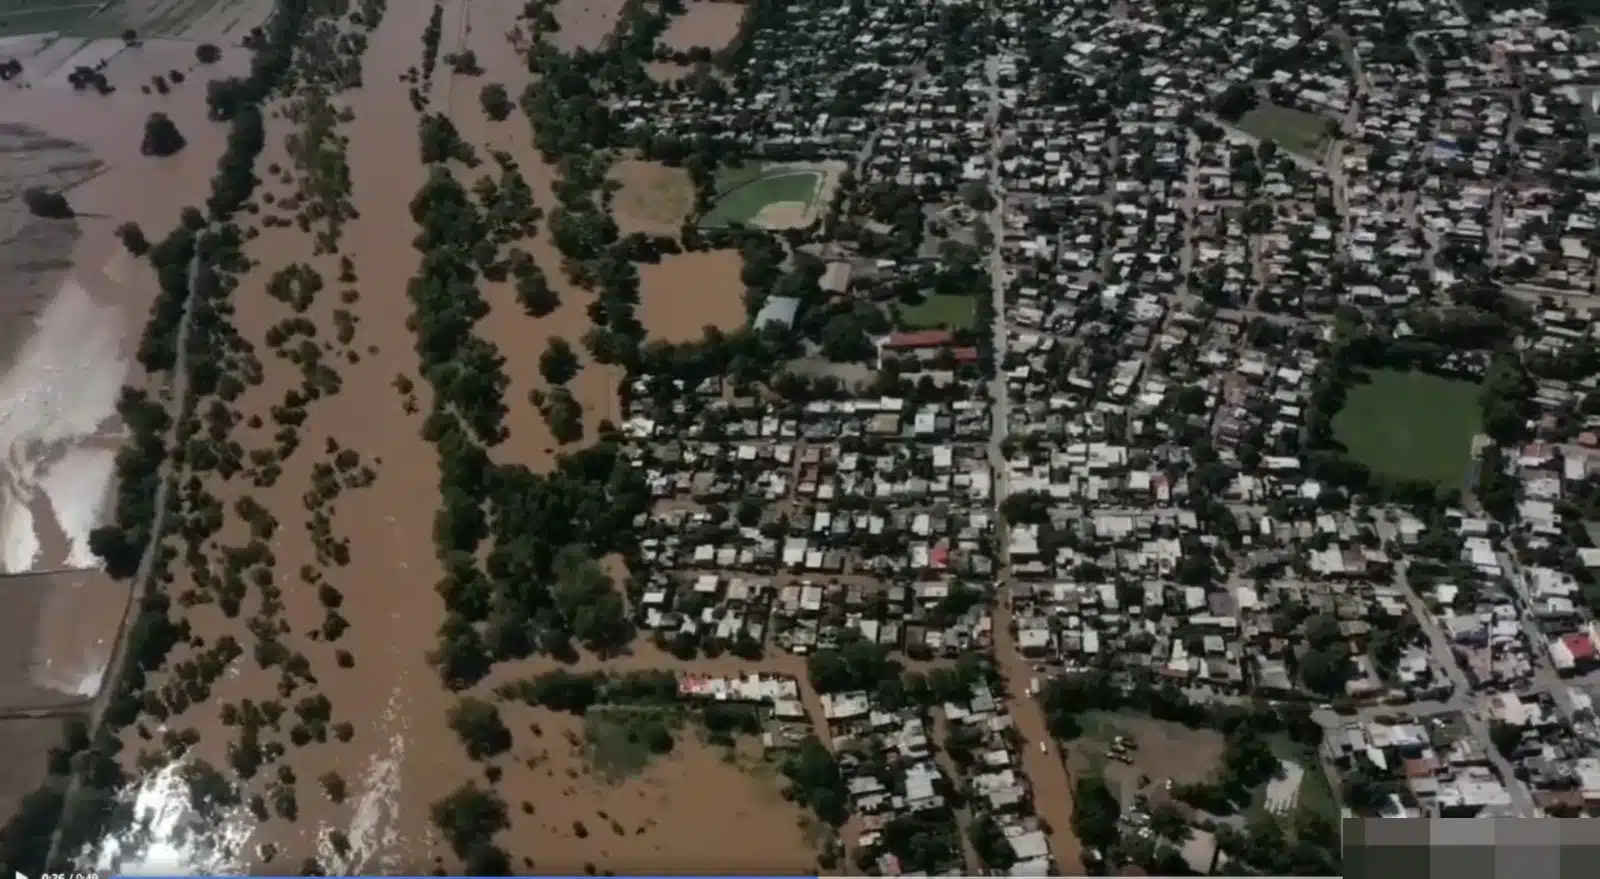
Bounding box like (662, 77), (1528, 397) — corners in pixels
(0, 0), (108, 35)
(0, 0), (240, 39)
(1264, 734), (1341, 826)
(1238, 103), (1336, 156)
(898, 293), (976, 330)
(701, 171), (821, 227)
(712, 161), (767, 195)
(1332, 369), (1482, 490)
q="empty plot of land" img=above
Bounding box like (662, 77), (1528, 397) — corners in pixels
(1332, 368), (1482, 491)
(637, 249), (745, 343)
(0, 570), (128, 708)
(1067, 712), (1226, 802)
(898, 293), (976, 330)
(661, 1), (744, 51)
(609, 159), (694, 236)
(550, 0), (625, 51)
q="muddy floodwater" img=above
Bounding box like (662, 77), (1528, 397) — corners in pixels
(2, 1), (825, 873)
(0, 34), (249, 727)
(551, 0), (627, 51)
(637, 249), (748, 343)
(100, 1), (482, 871)
(661, 1), (746, 51)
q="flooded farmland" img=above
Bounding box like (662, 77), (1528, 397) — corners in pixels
(0, 23), (253, 728)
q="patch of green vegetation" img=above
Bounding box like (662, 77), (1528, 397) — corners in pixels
(1238, 103), (1336, 156)
(713, 161), (767, 195)
(1264, 734), (1340, 826)
(0, 0), (109, 35)
(701, 172), (821, 227)
(898, 293), (976, 330)
(1332, 369), (1482, 491)
(583, 708), (680, 781)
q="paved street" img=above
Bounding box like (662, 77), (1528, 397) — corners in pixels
(1390, 563), (1535, 814)
(982, 51), (1085, 874)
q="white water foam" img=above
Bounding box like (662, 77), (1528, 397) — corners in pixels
(32, 648), (110, 698)
(0, 279), (129, 573)
(40, 446), (119, 568)
(92, 685), (413, 875)
(319, 686), (408, 873)
(93, 758), (258, 876)
(0, 488), (40, 572)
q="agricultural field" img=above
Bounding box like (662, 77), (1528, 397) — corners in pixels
(0, 716), (74, 850)
(701, 170), (823, 229)
(0, 570), (128, 709)
(0, 0), (270, 40)
(897, 293), (977, 330)
(1237, 103), (1336, 157)
(1332, 369), (1483, 491)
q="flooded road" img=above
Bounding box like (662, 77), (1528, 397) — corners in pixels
(993, 587), (1082, 872)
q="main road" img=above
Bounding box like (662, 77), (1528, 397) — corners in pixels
(981, 50), (1085, 874)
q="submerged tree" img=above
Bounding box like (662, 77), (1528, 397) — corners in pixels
(478, 82), (511, 121)
(115, 221), (150, 256)
(22, 187), (72, 219)
(141, 112), (187, 157)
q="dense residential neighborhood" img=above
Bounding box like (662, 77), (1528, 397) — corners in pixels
(606, 0), (1600, 874)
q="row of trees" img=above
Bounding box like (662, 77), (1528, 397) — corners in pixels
(62, 0), (326, 867)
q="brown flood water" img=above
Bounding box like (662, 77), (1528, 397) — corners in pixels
(661, 1), (747, 51)
(995, 588), (1083, 872)
(0, 42), (248, 711)
(444, 0), (621, 467)
(550, 0), (628, 52)
(96, 7), (471, 873)
(29, 5), (833, 874)
(637, 249), (746, 343)
(481, 643), (837, 871)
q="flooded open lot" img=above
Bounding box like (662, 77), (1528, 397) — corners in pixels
(636, 249), (747, 343)
(660, 0), (744, 52)
(550, 0), (625, 52)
